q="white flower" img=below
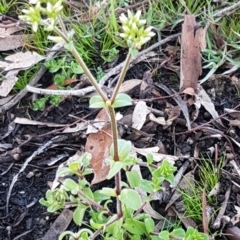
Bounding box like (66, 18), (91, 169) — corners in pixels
(119, 10), (155, 49)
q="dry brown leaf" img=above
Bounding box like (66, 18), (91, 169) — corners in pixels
(0, 35), (33, 51)
(14, 117), (65, 127)
(0, 26), (33, 51)
(149, 113), (173, 128)
(85, 109), (111, 184)
(180, 15), (205, 92)
(195, 84), (223, 125)
(133, 145), (178, 163)
(0, 51), (45, 97)
(0, 51), (45, 72)
(62, 122), (88, 133)
(225, 108), (240, 120)
(229, 119), (240, 127)
(119, 79), (142, 93)
(132, 101), (150, 130)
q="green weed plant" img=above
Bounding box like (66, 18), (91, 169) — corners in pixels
(19, 1), (208, 239)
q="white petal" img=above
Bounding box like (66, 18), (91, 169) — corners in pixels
(135, 10), (141, 21)
(147, 31), (156, 37)
(138, 19), (146, 25)
(46, 3), (53, 13)
(48, 36), (65, 43)
(145, 26), (154, 33)
(127, 10), (133, 19)
(32, 22), (39, 32)
(119, 33), (127, 38)
(122, 25), (130, 33)
(119, 13), (128, 24)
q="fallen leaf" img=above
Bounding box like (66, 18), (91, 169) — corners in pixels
(85, 109), (111, 184)
(225, 108), (240, 120)
(180, 15), (204, 92)
(195, 84), (223, 125)
(41, 209), (73, 240)
(119, 79), (142, 93)
(62, 122), (88, 133)
(0, 51), (45, 97)
(0, 70), (18, 97)
(149, 113), (173, 128)
(0, 51), (45, 72)
(0, 35), (33, 51)
(133, 145), (178, 163)
(14, 117), (65, 127)
(132, 101), (150, 130)
(0, 26), (33, 51)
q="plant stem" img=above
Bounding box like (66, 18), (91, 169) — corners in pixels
(53, 27), (108, 102)
(110, 51), (132, 103)
(107, 106), (122, 217)
(107, 106), (119, 161)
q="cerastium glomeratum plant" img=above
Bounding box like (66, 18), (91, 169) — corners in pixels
(20, 1), (208, 239)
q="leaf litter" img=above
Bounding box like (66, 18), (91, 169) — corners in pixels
(1, 4), (240, 240)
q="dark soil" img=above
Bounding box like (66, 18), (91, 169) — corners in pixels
(1, 51), (240, 240)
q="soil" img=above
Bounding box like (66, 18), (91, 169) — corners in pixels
(1, 43), (240, 240)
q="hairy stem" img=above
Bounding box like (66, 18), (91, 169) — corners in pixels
(53, 27), (108, 102)
(107, 106), (122, 217)
(110, 51), (132, 103)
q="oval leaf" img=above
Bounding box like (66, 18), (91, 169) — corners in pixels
(126, 170), (141, 187)
(73, 205), (87, 226)
(89, 95), (106, 108)
(112, 93), (132, 108)
(110, 139), (131, 161)
(119, 189), (141, 210)
(107, 161), (123, 179)
(99, 187), (116, 197)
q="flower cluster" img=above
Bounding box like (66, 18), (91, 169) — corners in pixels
(119, 10), (155, 49)
(19, 0), (63, 32)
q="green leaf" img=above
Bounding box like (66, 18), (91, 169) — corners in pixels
(110, 139), (131, 161)
(126, 170), (141, 187)
(118, 139), (131, 161)
(82, 187), (94, 200)
(99, 187), (116, 197)
(71, 61), (84, 74)
(185, 227), (208, 240)
(144, 217), (155, 234)
(106, 215), (123, 237)
(62, 178), (79, 192)
(89, 95), (106, 108)
(171, 228), (185, 238)
(130, 48), (139, 57)
(119, 189), (141, 210)
(73, 204), (87, 226)
(146, 153), (154, 165)
(159, 230), (170, 240)
(59, 231), (75, 240)
(107, 161), (123, 179)
(64, 41), (74, 52)
(111, 93), (132, 108)
(139, 179), (153, 193)
(93, 190), (111, 202)
(123, 218), (146, 235)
